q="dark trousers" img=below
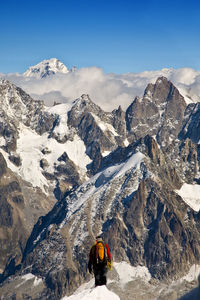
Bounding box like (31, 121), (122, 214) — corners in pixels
(93, 263), (108, 287)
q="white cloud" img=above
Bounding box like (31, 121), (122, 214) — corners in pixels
(3, 65), (200, 112)
(169, 68), (199, 85)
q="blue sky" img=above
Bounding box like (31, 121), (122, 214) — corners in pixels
(1, 0), (200, 74)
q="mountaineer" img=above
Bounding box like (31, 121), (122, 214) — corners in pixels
(88, 235), (112, 286)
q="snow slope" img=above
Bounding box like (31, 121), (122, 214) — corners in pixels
(0, 102), (91, 193)
(57, 151), (146, 250)
(114, 262), (151, 287)
(63, 151), (145, 223)
(15, 125), (91, 192)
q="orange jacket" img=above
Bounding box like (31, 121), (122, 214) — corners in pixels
(89, 241), (111, 265)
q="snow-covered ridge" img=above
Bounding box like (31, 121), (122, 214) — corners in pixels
(61, 151), (146, 249)
(65, 151), (145, 220)
(60, 262), (200, 300)
(23, 58), (69, 78)
(52, 285), (119, 300)
(61, 261), (150, 300)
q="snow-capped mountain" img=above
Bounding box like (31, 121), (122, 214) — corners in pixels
(23, 58), (69, 78)
(0, 76), (200, 299)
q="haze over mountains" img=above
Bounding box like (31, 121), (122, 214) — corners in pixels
(0, 59), (200, 299)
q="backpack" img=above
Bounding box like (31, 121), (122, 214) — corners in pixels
(96, 241), (107, 264)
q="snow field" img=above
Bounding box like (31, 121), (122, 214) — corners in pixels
(5, 120), (91, 193)
(175, 183), (200, 212)
(114, 262), (151, 287)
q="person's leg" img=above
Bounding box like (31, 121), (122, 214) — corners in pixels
(95, 275), (100, 286)
(94, 267), (101, 287)
(99, 265), (107, 286)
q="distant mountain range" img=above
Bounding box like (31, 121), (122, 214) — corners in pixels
(2, 58), (200, 111)
(0, 62), (200, 299)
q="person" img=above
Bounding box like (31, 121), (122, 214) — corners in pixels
(88, 235), (112, 287)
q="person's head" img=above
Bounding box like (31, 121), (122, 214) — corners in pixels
(96, 235), (103, 242)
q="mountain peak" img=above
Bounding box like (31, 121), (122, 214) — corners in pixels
(0, 78), (12, 86)
(143, 76), (181, 102)
(23, 58), (69, 78)
(72, 94), (93, 107)
(155, 76), (169, 84)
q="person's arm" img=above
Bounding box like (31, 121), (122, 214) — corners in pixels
(89, 247), (93, 263)
(105, 243), (111, 261)
(88, 245), (95, 273)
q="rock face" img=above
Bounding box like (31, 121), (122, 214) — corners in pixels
(179, 102), (200, 143)
(0, 76), (200, 299)
(0, 79), (57, 152)
(126, 77), (187, 146)
(0, 152), (56, 275)
(67, 94), (125, 174)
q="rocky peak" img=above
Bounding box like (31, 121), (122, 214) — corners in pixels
(111, 106), (126, 140)
(71, 94), (104, 119)
(143, 76), (184, 104)
(126, 77), (187, 147)
(0, 79), (44, 120)
(0, 151), (57, 274)
(0, 79), (58, 154)
(67, 95), (122, 174)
